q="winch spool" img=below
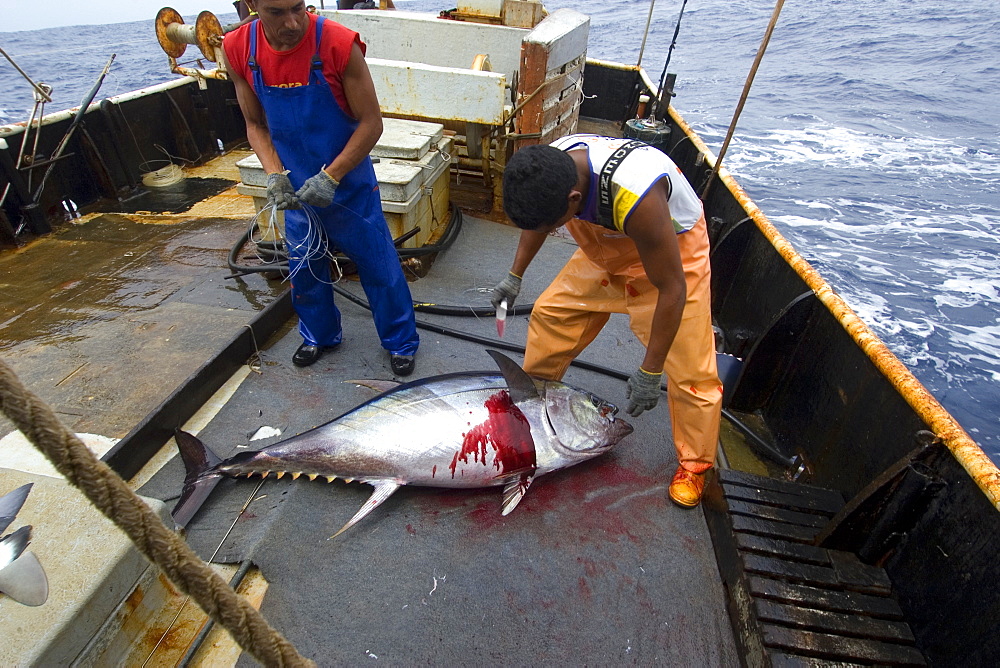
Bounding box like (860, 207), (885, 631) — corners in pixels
(155, 8), (224, 62)
(623, 117), (672, 155)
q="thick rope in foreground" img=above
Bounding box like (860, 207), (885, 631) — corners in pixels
(0, 360), (314, 667)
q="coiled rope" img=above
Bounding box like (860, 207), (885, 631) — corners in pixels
(0, 359), (313, 667)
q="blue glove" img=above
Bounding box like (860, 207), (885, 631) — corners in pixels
(266, 172), (299, 210)
(296, 169), (339, 208)
(626, 367), (662, 417)
(491, 271), (522, 309)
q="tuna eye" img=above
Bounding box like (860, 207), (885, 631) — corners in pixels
(593, 398), (618, 417)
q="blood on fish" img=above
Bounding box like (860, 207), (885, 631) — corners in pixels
(449, 390), (535, 478)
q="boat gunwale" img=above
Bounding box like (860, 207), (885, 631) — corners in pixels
(659, 99), (1000, 511)
(0, 76), (199, 139)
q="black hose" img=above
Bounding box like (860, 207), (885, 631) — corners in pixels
(332, 282), (625, 379)
(227, 202), (464, 276)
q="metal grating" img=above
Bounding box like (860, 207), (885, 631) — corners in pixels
(704, 468), (927, 667)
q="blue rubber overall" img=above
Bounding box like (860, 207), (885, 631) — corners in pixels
(249, 18), (418, 355)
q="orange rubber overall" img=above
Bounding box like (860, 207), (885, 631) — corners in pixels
(523, 215), (722, 473)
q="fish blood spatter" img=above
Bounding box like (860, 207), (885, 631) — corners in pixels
(171, 350), (632, 537)
(449, 390), (534, 478)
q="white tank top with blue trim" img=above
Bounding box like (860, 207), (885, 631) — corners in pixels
(550, 134), (703, 234)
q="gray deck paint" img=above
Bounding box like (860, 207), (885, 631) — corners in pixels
(142, 216), (738, 664)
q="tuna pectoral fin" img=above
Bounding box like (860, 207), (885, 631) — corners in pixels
(171, 429), (225, 529)
(0, 551), (48, 606)
(330, 480), (401, 539)
(501, 474), (534, 516)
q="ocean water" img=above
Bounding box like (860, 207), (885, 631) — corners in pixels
(2, 0), (998, 458)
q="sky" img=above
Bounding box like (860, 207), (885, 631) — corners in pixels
(0, 1), (243, 33)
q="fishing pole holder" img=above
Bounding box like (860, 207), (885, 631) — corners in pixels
(155, 8), (230, 86)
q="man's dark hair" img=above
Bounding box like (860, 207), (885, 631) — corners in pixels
(503, 145), (578, 230)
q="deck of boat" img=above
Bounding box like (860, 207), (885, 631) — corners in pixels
(138, 212), (735, 664)
(1, 149), (738, 664)
(0, 151), (286, 465)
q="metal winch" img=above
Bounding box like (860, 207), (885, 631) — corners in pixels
(154, 8), (229, 82)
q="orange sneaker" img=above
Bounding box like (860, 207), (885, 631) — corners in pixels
(669, 465), (706, 508)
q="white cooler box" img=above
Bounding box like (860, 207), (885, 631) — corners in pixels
(236, 118), (452, 249)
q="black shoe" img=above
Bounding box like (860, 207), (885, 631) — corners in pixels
(293, 343), (324, 367)
(390, 354), (415, 377)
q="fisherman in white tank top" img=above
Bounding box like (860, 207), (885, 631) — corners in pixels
(492, 134), (722, 508)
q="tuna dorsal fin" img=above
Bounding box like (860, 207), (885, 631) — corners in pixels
(346, 379), (402, 393)
(329, 480), (401, 538)
(501, 474), (534, 516)
(486, 350), (539, 403)
(0, 550), (48, 606)
(0, 483), (33, 534)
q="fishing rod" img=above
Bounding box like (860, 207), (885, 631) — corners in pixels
(636, 0), (657, 68)
(30, 53), (116, 207)
(651, 0), (689, 118)
(0, 45), (52, 103)
(700, 0), (785, 200)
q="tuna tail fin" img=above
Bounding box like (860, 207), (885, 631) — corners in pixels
(171, 430), (224, 529)
(329, 480), (401, 539)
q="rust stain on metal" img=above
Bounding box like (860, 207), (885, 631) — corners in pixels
(123, 584), (145, 615)
(669, 106), (1000, 510)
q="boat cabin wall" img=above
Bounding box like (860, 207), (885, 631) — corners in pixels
(0, 77), (244, 244)
(324, 9), (527, 83)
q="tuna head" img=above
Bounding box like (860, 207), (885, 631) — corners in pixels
(483, 349), (632, 473)
(536, 381), (633, 471)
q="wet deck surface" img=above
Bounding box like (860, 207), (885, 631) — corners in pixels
(0, 151), (284, 442)
(140, 215), (739, 664)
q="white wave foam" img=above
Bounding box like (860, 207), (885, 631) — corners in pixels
(696, 122), (1000, 177)
(934, 278), (1000, 307)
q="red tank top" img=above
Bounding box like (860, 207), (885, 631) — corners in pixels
(223, 14), (365, 118)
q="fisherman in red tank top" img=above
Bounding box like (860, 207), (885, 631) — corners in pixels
(222, 1), (419, 375)
(224, 12), (360, 117)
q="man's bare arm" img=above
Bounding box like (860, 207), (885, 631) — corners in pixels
(625, 179), (687, 373)
(510, 229), (549, 277)
(324, 42), (383, 182)
(223, 48), (284, 174)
